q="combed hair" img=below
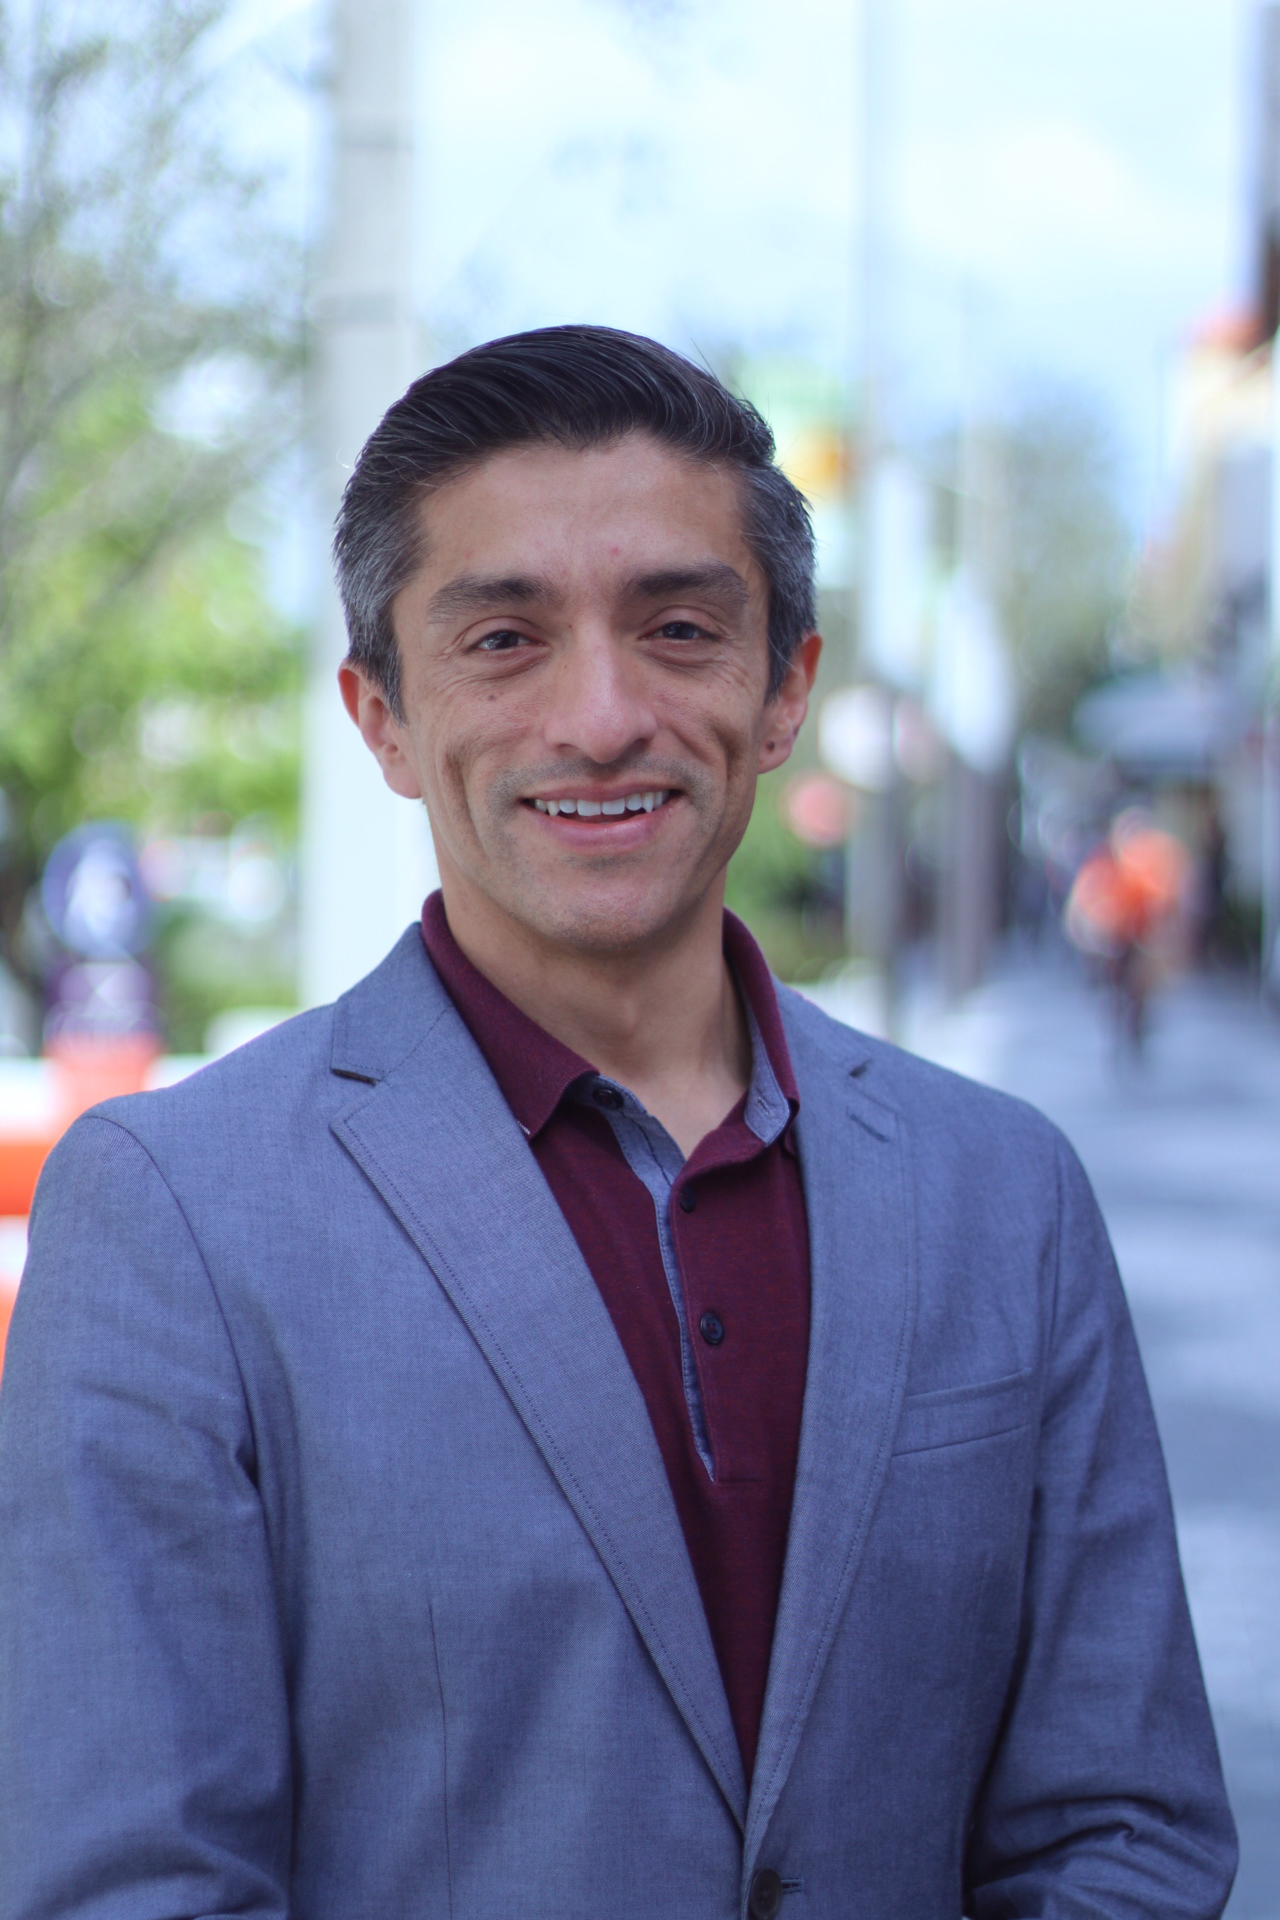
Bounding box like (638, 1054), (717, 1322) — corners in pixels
(333, 325), (816, 715)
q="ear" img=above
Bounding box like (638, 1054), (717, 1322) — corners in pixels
(758, 631), (822, 775)
(338, 663), (424, 800)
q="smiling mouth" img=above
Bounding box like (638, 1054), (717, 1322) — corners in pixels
(525, 789), (673, 818)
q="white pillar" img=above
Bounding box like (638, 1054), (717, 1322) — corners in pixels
(300, 0), (438, 1010)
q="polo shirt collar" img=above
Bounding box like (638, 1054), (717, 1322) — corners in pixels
(420, 892), (588, 1137)
(722, 909), (797, 1145)
(420, 891), (799, 1145)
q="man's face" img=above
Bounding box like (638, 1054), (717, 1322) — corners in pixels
(342, 432), (819, 955)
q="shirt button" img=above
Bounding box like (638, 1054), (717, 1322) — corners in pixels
(748, 1869), (784, 1920)
(698, 1311), (724, 1347)
(592, 1084), (623, 1110)
(678, 1185), (696, 1213)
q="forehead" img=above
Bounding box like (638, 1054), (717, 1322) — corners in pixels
(410, 433), (761, 597)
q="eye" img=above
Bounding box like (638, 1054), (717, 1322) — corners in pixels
(653, 620), (709, 641)
(473, 628), (533, 653)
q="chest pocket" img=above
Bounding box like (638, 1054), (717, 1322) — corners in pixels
(892, 1368), (1034, 1456)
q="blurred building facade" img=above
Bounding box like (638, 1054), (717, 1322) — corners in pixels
(1106, 4), (1280, 993)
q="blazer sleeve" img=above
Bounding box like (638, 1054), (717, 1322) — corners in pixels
(964, 1132), (1237, 1918)
(0, 1114), (291, 1920)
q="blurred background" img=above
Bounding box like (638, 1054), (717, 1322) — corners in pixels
(0, 0), (1277, 1907)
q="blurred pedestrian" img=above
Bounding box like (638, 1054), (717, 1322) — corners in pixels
(1195, 797), (1230, 966)
(1065, 805), (1190, 1053)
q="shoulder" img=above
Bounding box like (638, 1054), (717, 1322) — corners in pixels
(777, 981), (1079, 1276)
(777, 988), (1108, 1396)
(69, 1004), (335, 1160)
(40, 925), (447, 1199)
(777, 982), (1063, 1159)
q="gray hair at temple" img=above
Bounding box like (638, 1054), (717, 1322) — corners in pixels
(332, 324), (817, 718)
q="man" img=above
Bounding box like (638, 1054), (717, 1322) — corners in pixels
(0, 327), (1235, 1918)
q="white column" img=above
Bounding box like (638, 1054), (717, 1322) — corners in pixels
(300, 0), (438, 1010)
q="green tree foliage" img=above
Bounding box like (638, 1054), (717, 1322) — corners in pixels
(0, 0), (304, 995)
(5, 519), (300, 851)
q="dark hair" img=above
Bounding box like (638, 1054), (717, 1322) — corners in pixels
(333, 324), (816, 716)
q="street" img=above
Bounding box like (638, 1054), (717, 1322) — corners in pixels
(900, 952), (1280, 1917)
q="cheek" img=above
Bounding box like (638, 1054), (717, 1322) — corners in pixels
(420, 684), (529, 787)
(704, 706), (769, 790)
(660, 670), (767, 762)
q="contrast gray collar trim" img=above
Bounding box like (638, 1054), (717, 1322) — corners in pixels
(742, 988), (791, 1146)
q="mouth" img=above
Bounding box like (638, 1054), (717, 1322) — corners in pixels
(523, 787), (675, 821)
(521, 787), (679, 833)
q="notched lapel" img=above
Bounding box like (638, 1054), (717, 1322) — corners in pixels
(329, 959), (747, 1827)
(747, 996), (918, 1860)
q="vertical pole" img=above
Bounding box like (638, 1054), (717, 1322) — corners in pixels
(1264, 337), (1280, 1001)
(1256, 5), (1280, 1000)
(936, 287), (1009, 1001)
(300, 0), (438, 1010)
(1258, 11), (1280, 1006)
(847, 0), (901, 1020)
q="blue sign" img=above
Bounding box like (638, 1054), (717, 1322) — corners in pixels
(42, 824), (152, 961)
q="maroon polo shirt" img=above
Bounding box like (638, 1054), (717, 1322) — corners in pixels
(420, 893), (811, 1779)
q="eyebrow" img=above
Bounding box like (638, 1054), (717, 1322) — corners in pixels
(425, 573), (561, 622)
(622, 564), (750, 610)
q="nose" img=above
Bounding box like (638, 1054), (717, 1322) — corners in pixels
(542, 626), (658, 766)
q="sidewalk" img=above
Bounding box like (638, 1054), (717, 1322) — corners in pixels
(811, 952), (1280, 1917)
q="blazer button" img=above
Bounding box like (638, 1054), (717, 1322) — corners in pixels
(678, 1185), (696, 1212)
(748, 1869), (784, 1920)
(699, 1311), (725, 1347)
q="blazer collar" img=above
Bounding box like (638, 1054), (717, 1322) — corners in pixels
(329, 926), (448, 1084)
(743, 987), (916, 1866)
(328, 929), (748, 1825)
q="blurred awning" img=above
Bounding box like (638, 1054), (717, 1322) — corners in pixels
(1073, 672), (1244, 779)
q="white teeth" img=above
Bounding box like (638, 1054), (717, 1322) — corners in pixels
(532, 790), (669, 816)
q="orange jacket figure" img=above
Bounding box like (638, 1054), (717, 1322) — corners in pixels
(1065, 811), (1189, 958)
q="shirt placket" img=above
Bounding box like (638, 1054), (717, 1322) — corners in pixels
(574, 1000), (791, 1483)
(586, 1083), (716, 1477)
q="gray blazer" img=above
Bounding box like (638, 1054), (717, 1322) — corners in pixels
(0, 928), (1235, 1919)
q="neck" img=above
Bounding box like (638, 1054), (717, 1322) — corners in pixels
(437, 874), (751, 1159)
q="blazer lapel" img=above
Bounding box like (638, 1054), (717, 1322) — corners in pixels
(328, 933), (747, 1826)
(746, 992), (918, 1861)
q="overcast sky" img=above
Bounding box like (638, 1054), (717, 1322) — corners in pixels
(253, 0), (1253, 532)
(416, 0), (1251, 526)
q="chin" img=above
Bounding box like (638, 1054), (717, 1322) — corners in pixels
(518, 879), (692, 956)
